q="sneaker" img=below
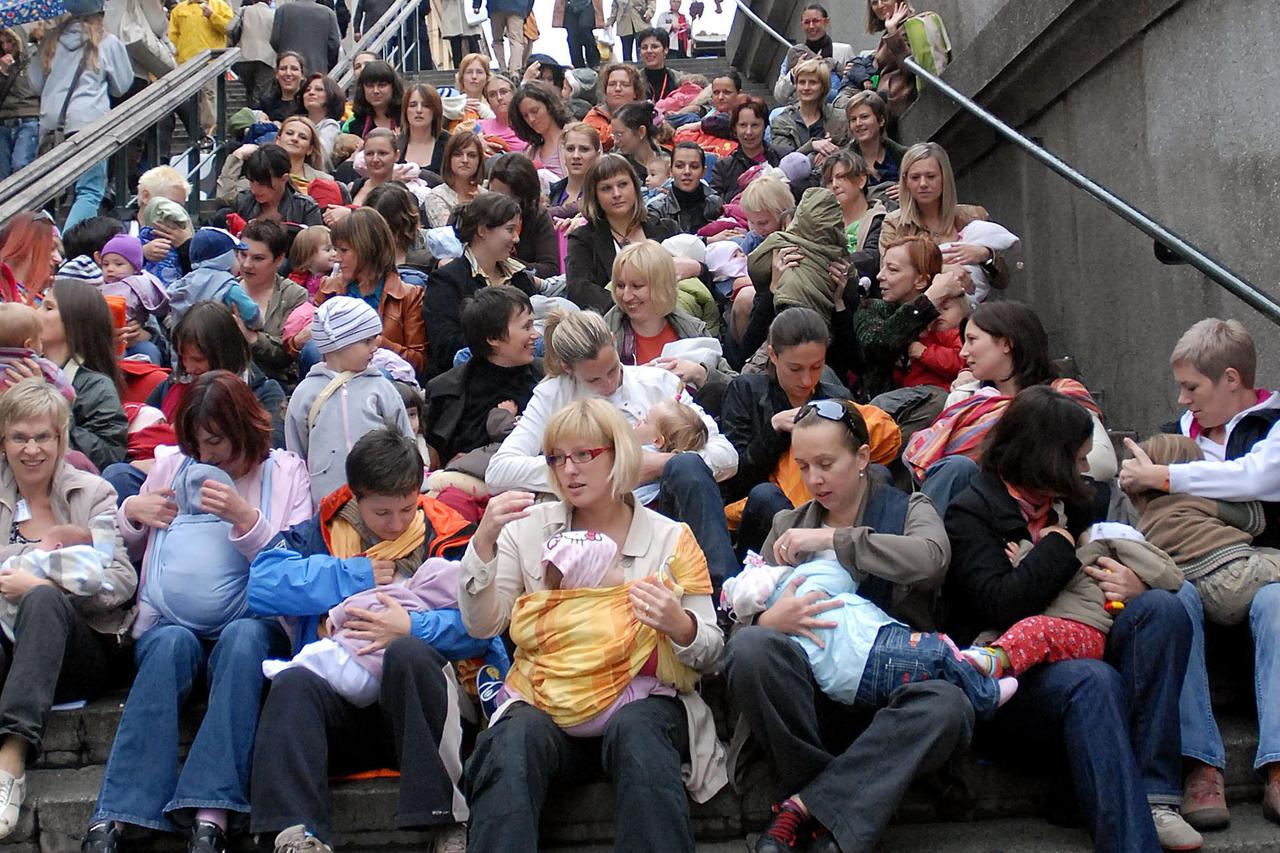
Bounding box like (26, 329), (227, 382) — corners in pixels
(81, 822), (121, 853)
(756, 799), (809, 853)
(1151, 804), (1203, 851)
(432, 823), (467, 853)
(273, 825), (333, 853)
(962, 646), (1004, 678)
(189, 820), (227, 853)
(1181, 764), (1229, 830)
(476, 664), (503, 720)
(0, 770), (25, 840)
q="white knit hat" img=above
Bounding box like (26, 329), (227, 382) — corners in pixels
(312, 296), (383, 355)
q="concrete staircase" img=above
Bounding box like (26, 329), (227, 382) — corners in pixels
(0, 673), (1273, 852)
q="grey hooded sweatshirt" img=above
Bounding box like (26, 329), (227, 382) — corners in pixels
(28, 21), (132, 136)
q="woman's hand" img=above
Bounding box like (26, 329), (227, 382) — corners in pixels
(142, 237), (172, 262)
(769, 406), (803, 434)
(884, 183), (901, 201)
(883, 1), (911, 33)
(811, 137), (839, 160)
(322, 205), (353, 227)
(706, 228), (745, 243)
(290, 322), (313, 351)
(770, 247), (802, 293)
(0, 568), (54, 603)
(370, 559), (397, 585)
(234, 143), (259, 160)
(649, 357), (708, 389)
(827, 257), (850, 290)
(152, 219), (194, 247)
(924, 268), (974, 306)
(630, 577), (696, 645)
(2, 357), (43, 389)
(465, 97), (483, 114)
(772, 527), (836, 565)
(907, 341), (926, 360)
(756, 576), (844, 647)
(1084, 557), (1148, 607)
(941, 243), (993, 267)
(347, 593), (413, 655)
(126, 489), (178, 530)
(672, 256), (702, 280)
(1118, 437), (1170, 495)
(472, 490), (535, 562)
(121, 319), (150, 346)
(200, 479), (259, 537)
(232, 313), (259, 346)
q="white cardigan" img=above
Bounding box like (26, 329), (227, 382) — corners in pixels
(485, 364), (739, 494)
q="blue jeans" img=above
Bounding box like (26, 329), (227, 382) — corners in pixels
(298, 340), (321, 380)
(101, 462), (146, 507)
(988, 590), (1189, 853)
(0, 117), (39, 180)
(856, 624), (1002, 720)
(656, 453), (737, 592)
(64, 154), (108, 232)
(919, 454), (979, 520)
(1179, 580), (1280, 772)
(125, 340), (163, 364)
(736, 482), (792, 562)
(92, 618), (290, 831)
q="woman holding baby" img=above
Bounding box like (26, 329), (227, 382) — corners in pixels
(459, 398), (725, 852)
(84, 371), (312, 853)
(0, 380), (136, 840)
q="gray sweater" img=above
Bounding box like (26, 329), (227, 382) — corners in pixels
(28, 23), (132, 135)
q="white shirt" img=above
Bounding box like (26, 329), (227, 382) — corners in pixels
(1170, 391), (1280, 501)
(485, 364), (739, 494)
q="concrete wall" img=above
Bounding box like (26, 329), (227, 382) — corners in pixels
(900, 0), (1280, 433)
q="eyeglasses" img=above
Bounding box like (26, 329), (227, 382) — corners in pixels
(545, 446), (612, 468)
(6, 432), (56, 448)
(795, 398), (856, 427)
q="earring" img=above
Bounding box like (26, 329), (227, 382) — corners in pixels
(859, 469), (866, 478)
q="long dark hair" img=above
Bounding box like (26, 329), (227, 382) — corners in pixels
(982, 385), (1093, 502)
(352, 60), (404, 129)
(175, 370), (272, 466)
(172, 302), (251, 378)
(51, 280), (124, 395)
(965, 301), (1056, 392)
(487, 152), (544, 223)
(509, 81), (571, 149)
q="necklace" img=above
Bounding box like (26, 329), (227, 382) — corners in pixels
(610, 225), (634, 247)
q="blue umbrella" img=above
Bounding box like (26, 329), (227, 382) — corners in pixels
(0, 0), (75, 30)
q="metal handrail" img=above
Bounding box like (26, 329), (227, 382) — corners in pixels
(903, 56), (1280, 326)
(332, 0), (422, 89)
(0, 48), (241, 223)
(734, 0), (792, 51)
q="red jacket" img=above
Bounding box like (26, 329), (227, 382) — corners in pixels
(899, 328), (964, 389)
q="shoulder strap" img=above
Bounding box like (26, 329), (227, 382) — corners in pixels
(258, 453), (275, 525)
(307, 370), (358, 433)
(55, 48), (91, 133)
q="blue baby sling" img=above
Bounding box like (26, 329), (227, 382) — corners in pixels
(138, 456), (274, 638)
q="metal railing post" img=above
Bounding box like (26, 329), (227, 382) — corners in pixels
(902, 56), (1280, 326)
(214, 70), (229, 178)
(112, 149), (129, 217)
(185, 94), (200, 218)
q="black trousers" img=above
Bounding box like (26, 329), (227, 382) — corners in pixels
(726, 626), (974, 852)
(564, 6), (600, 68)
(619, 33), (637, 62)
(736, 482), (793, 562)
(447, 35), (481, 67)
(464, 696), (693, 852)
(249, 638), (460, 842)
(0, 585), (114, 755)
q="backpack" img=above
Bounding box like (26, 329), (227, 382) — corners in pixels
(902, 11), (952, 91)
(138, 456), (275, 638)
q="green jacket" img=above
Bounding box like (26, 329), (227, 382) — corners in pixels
(749, 187), (846, 322)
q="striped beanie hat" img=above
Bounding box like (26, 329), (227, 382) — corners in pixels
(54, 255), (104, 288)
(312, 296), (383, 355)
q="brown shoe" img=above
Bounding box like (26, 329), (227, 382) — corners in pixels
(1182, 764), (1230, 830)
(1264, 778), (1280, 825)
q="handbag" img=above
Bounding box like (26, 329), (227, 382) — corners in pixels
(523, 10), (540, 41)
(902, 11), (951, 91)
(107, 0), (176, 79)
(37, 49), (89, 156)
(464, 0), (487, 27)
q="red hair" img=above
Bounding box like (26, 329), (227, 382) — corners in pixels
(174, 370), (272, 467)
(0, 212), (55, 299)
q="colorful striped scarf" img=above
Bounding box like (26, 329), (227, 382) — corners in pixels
(1003, 481), (1056, 543)
(904, 378), (1100, 481)
(504, 527), (711, 728)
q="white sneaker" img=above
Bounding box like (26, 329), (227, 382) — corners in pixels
(0, 770), (26, 840)
(433, 823), (467, 853)
(1151, 804), (1203, 851)
(273, 824), (333, 853)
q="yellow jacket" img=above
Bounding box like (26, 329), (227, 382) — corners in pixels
(168, 0), (233, 64)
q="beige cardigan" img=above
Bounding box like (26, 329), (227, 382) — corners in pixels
(0, 461), (136, 638)
(459, 499), (728, 803)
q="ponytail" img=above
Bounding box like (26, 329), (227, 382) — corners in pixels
(543, 310), (614, 378)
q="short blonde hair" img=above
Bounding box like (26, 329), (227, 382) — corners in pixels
(0, 303), (42, 349)
(137, 166), (190, 202)
(791, 58), (831, 103)
(542, 399), (640, 502)
(612, 241), (677, 317)
(0, 378), (71, 460)
(1170, 318), (1256, 387)
(739, 175), (793, 217)
(543, 309), (615, 378)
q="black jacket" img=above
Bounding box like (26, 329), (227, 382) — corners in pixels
(514, 206), (560, 280)
(232, 184), (323, 227)
(69, 367), (127, 471)
(422, 257), (537, 378)
(564, 215), (680, 312)
(645, 185), (725, 236)
(425, 357), (544, 463)
(739, 283), (862, 386)
(942, 468), (1095, 645)
(269, 0), (341, 77)
(709, 147), (781, 202)
(718, 372), (849, 503)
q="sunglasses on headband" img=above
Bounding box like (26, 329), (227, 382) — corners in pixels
(794, 398), (857, 426)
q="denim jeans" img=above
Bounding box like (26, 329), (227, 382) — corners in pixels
(987, 589), (1189, 853)
(298, 340), (321, 379)
(736, 482), (792, 562)
(92, 618), (289, 831)
(101, 462), (146, 507)
(65, 153), (108, 232)
(919, 454), (979, 520)
(1175, 582), (1225, 769)
(855, 624), (1002, 721)
(0, 117), (39, 180)
(656, 453), (737, 591)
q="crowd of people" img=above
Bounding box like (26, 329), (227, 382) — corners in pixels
(0, 2), (1272, 853)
